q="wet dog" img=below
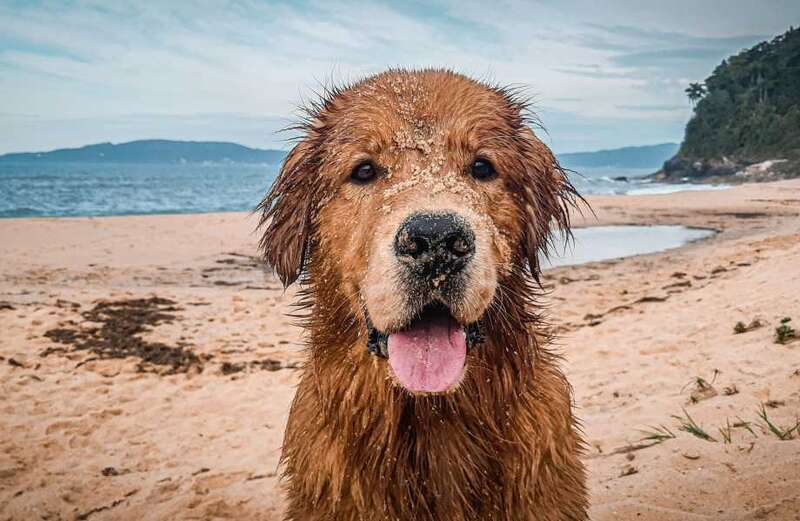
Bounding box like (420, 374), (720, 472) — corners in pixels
(259, 69), (587, 520)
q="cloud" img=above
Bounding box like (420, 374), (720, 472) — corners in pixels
(560, 24), (769, 83)
(616, 103), (686, 112)
(578, 23), (766, 52)
(554, 66), (638, 80)
(614, 48), (735, 66)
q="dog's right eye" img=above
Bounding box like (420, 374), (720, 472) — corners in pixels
(350, 162), (377, 183)
(470, 158), (496, 180)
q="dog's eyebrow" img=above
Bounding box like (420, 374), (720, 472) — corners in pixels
(348, 151), (373, 165)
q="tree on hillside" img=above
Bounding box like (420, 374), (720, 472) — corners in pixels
(685, 82), (707, 108)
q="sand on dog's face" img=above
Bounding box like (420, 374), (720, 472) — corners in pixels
(299, 70), (573, 348)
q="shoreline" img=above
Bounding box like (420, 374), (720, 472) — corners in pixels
(1, 179), (799, 520)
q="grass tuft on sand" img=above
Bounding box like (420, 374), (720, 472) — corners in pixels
(758, 404), (799, 440)
(774, 317), (796, 344)
(637, 425), (677, 446)
(672, 409), (716, 442)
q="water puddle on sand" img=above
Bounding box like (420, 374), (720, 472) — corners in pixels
(544, 225), (716, 269)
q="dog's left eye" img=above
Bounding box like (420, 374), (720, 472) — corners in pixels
(470, 159), (496, 180)
(350, 162), (377, 183)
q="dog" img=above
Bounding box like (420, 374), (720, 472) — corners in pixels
(258, 69), (587, 521)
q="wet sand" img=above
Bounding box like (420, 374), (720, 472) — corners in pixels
(1, 180), (799, 520)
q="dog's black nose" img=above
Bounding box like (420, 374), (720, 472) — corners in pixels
(394, 213), (475, 278)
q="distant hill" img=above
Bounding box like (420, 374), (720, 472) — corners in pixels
(1, 138), (684, 172)
(656, 27), (800, 183)
(558, 143), (679, 170)
(0, 140), (287, 164)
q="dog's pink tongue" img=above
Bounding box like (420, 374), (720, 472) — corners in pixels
(387, 316), (466, 393)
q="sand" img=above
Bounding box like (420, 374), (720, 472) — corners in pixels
(1, 180), (799, 520)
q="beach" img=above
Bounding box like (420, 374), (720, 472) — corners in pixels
(1, 180), (799, 520)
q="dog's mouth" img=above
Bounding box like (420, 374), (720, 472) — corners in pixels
(367, 303), (483, 393)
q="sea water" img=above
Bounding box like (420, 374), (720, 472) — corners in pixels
(0, 162), (275, 218)
(0, 163), (727, 219)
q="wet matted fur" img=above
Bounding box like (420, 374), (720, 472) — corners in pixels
(258, 69), (588, 521)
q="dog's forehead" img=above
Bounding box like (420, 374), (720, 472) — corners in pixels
(327, 71), (516, 152)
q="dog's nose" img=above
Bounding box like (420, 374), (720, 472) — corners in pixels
(394, 213), (475, 278)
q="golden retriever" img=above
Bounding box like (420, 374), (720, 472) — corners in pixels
(259, 69), (587, 521)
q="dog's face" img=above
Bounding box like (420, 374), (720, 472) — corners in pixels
(260, 70), (575, 395)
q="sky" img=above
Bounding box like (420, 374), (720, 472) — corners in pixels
(2, 0), (799, 154)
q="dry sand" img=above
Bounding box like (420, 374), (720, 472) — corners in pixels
(1, 180), (799, 520)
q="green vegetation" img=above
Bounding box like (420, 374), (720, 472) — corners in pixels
(638, 425), (676, 445)
(757, 404), (799, 440)
(732, 418), (757, 438)
(734, 318), (763, 334)
(659, 27), (800, 181)
(683, 27), (800, 159)
(775, 317), (796, 344)
(633, 406), (800, 449)
(672, 409), (716, 442)
(684, 82), (707, 108)
(719, 418), (733, 444)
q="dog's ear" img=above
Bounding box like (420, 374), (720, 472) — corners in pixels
(257, 139), (318, 287)
(516, 127), (579, 282)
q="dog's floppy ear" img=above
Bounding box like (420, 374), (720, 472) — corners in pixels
(516, 126), (580, 281)
(257, 139), (318, 287)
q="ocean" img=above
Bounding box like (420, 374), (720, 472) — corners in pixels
(0, 162), (726, 219)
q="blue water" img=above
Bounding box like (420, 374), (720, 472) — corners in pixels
(0, 162), (726, 219)
(0, 162), (276, 218)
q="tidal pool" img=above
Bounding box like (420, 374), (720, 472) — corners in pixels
(543, 225), (716, 269)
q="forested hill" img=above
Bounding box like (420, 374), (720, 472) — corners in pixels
(656, 27), (800, 182)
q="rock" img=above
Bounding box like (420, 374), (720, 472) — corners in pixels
(736, 159), (789, 179)
(652, 155), (798, 185)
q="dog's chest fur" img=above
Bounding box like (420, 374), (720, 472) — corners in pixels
(280, 337), (588, 521)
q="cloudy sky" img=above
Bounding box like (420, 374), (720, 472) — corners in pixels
(2, 0), (798, 154)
